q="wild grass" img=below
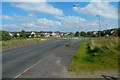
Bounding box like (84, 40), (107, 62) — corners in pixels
(68, 36), (119, 73)
(2, 38), (43, 47)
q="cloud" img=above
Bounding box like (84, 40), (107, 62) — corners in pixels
(12, 2), (63, 16)
(2, 24), (21, 31)
(1, 14), (36, 22)
(56, 15), (100, 32)
(36, 18), (61, 27)
(28, 13), (35, 17)
(56, 15), (117, 32)
(2, 17), (61, 31)
(3, 0), (46, 2)
(0, 15), (14, 20)
(73, 0), (118, 19)
(56, 16), (86, 32)
(56, 16), (86, 23)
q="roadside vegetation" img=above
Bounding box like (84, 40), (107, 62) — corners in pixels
(68, 36), (119, 73)
(2, 38), (42, 47)
(0, 30), (44, 48)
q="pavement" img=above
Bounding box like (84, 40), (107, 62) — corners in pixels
(2, 39), (81, 78)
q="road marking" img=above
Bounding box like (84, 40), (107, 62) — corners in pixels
(14, 55), (51, 79)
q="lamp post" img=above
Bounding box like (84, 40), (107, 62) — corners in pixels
(97, 15), (101, 38)
(73, 4), (81, 38)
(106, 24), (108, 36)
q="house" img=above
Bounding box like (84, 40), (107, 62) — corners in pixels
(9, 33), (13, 36)
(10, 32), (21, 38)
(9, 31), (71, 38)
(30, 32), (36, 37)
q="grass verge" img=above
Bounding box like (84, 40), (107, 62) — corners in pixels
(2, 38), (44, 48)
(68, 37), (119, 73)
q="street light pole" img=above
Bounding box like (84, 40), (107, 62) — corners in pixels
(106, 24), (107, 36)
(97, 15), (101, 38)
(73, 4), (81, 38)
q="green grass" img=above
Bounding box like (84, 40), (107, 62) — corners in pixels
(2, 38), (43, 47)
(68, 37), (119, 73)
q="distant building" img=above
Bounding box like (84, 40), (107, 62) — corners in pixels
(9, 31), (71, 38)
(9, 33), (13, 36)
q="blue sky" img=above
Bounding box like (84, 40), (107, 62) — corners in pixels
(1, 1), (118, 32)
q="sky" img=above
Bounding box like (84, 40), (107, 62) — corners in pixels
(1, 0), (119, 32)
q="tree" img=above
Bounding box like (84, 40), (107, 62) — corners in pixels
(74, 31), (79, 37)
(87, 32), (91, 37)
(117, 28), (120, 37)
(80, 31), (87, 37)
(2, 31), (11, 41)
(100, 31), (106, 37)
(20, 30), (26, 39)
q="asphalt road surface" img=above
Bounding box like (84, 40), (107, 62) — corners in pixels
(2, 39), (81, 78)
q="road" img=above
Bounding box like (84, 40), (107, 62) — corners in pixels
(2, 39), (81, 78)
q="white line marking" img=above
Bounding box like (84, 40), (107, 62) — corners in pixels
(14, 55), (51, 79)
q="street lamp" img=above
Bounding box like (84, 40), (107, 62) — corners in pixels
(106, 24), (107, 36)
(73, 4), (81, 38)
(97, 15), (101, 38)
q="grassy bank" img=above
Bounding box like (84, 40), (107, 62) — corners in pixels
(1, 38), (44, 48)
(68, 37), (119, 73)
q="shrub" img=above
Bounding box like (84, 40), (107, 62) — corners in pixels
(91, 46), (104, 56)
(2, 31), (11, 41)
(88, 45), (111, 56)
(87, 43), (91, 50)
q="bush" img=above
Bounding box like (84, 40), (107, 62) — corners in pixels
(87, 44), (91, 50)
(92, 46), (104, 55)
(87, 45), (111, 56)
(2, 31), (11, 41)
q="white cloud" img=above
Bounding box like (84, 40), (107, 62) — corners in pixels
(2, 17), (61, 31)
(56, 16), (86, 23)
(3, 0), (46, 2)
(56, 16), (86, 32)
(12, 2), (63, 16)
(36, 18), (61, 27)
(28, 13), (35, 17)
(0, 15), (14, 20)
(2, 24), (21, 31)
(1, 14), (36, 22)
(56, 15), (100, 32)
(73, 0), (118, 19)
